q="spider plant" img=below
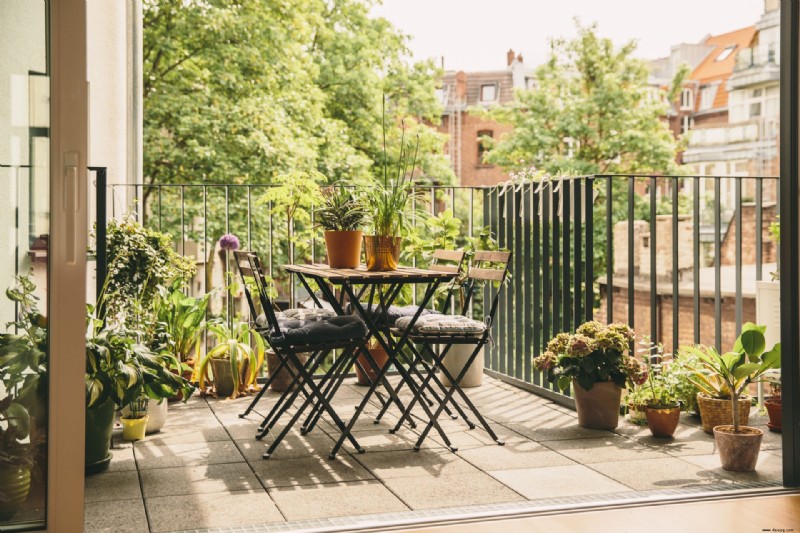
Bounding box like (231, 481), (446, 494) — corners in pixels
(197, 321), (266, 399)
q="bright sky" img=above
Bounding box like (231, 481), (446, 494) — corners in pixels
(373, 0), (765, 71)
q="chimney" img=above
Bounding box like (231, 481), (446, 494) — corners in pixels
(507, 49), (515, 66)
(455, 71), (467, 102)
(517, 53), (524, 64)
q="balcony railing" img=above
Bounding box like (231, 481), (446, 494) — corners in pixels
(735, 44), (779, 72)
(98, 174), (779, 408)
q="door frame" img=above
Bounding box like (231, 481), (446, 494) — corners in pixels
(44, 0), (89, 530)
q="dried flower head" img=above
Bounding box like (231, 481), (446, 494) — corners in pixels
(568, 334), (595, 358)
(219, 233), (240, 251)
(533, 351), (558, 371)
(576, 320), (603, 339)
(607, 323), (635, 344)
(595, 328), (629, 353)
(625, 356), (649, 386)
(546, 332), (572, 355)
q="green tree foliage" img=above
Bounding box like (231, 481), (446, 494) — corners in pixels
(483, 22), (687, 282)
(143, 0), (452, 188)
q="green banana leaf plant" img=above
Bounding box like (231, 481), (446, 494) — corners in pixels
(196, 321), (265, 399)
(681, 323), (780, 433)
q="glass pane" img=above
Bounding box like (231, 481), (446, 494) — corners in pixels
(0, 0), (50, 529)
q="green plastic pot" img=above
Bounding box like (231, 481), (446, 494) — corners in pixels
(0, 467), (31, 521)
(85, 399), (115, 475)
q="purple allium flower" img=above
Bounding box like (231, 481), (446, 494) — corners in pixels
(219, 233), (240, 251)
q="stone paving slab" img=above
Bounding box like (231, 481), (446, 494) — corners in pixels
(541, 434), (671, 464)
(134, 440), (245, 470)
(235, 432), (337, 461)
(488, 464), (633, 499)
(382, 471), (525, 510)
(588, 457), (728, 491)
(457, 439), (576, 471)
(84, 470), (143, 503)
(144, 489), (284, 532)
(140, 463), (262, 498)
(269, 480), (409, 520)
(680, 452), (783, 484)
(85, 498), (149, 533)
(353, 448), (481, 480)
(249, 454), (375, 488)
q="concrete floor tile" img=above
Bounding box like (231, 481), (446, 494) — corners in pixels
(236, 432), (335, 461)
(107, 444), (137, 472)
(681, 452), (782, 483)
(165, 409), (221, 427)
(500, 419), (611, 442)
(144, 423), (230, 445)
(140, 463), (262, 498)
(145, 489), (284, 532)
(250, 455), (375, 488)
(84, 498), (148, 533)
(383, 471), (525, 510)
(637, 425), (720, 456)
(489, 464), (632, 500)
(542, 435), (670, 464)
(354, 448), (481, 480)
(590, 457), (727, 490)
(167, 396), (209, 410)
(457, 439), (576, 471)
(271, 480), (409, 520)
(85, 470), (142, 503)
(134, 440), (245, 470)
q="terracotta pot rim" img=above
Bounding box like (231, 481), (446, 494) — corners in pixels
(646, 405), (680, 412)
(324, 229), (363, 235)
(713, 425), (763, 436)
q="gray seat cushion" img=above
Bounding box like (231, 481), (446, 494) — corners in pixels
(271, 315), (367, 346)
(256, 307), (336, 328)
(394, 314), (486, 336)
(349, 303), (438, 326)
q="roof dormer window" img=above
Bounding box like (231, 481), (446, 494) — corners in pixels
(715, 45), (737, 62)
(480, 83), (498, 103)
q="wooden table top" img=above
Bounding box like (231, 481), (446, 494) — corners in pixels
(284, 263), (457, 283)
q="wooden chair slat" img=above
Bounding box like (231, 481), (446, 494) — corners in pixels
(432, 249), (465, 262)
(468, 267), (506, 281)
(428, 264), (460, 273)
(473, 251), (511, 263)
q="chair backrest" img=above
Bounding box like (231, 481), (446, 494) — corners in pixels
(429, 249), (465, 314)
(464, 250), (512, 323)
(234, 250), (281, 335)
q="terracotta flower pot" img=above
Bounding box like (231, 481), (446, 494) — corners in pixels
(764, 397), (782, 432)
(364, 236), (401, 272)
(324, 230), (363, 268)
(645, 405), (681, 438)
(714, 425), (763, 472)
(266, 350), (309, 392)
(355, 345), (390, 386)
(572, 380), (622, 430)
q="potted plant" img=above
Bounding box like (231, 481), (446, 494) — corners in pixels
(361, 114), (420, 272)
(642, 361), (684, 439)
(0, 397), (43, 521)
(534, 321), (641, 430)
(687, 323), (780, 471)
(623, 386), (650, 425)
(755, 218), (780, 360)
(354, 339), (390, 386)
(317, 185), (366, 268)
(197, 321), (266, 399)
(120, 396), (149, 441)
(763, 371), (781, 432)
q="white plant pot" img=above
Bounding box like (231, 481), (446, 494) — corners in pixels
(755, 279), (781, 405)
(122, 398), (168, 434)
(438, 344), (484, 388)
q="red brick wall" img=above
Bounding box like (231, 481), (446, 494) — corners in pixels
(595, 286), (755, 353)
(718, 203), (778, 266)
(438, 113), (513, 187)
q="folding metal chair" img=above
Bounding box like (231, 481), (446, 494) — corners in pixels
(390, 251), (512, 452)
(234, 251), (369, 459)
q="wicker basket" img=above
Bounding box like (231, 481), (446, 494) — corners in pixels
(697, 394), (750, 433)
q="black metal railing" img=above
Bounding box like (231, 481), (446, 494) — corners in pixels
(99, 174), (779, 407)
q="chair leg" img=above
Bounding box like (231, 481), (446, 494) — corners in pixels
(301, 350), (353, 434)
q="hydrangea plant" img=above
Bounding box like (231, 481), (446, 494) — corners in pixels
(534, 321), (643, 392)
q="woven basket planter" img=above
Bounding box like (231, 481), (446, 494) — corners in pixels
(697, 394), (750, 434)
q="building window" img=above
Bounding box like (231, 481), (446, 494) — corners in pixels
(477, 130), (493, 164)
(750, 102), (762, 117)
(480, 84), (497, 103)
(680, 88), (694, 110)
(681, 115), (694, 134)
(698, 85), (718, 111)
(715, 45), (737, 62)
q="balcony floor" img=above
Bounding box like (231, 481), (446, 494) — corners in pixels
(84, 376), (783, 533)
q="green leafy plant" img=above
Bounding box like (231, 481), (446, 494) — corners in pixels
(150, 283), (210, 364)
(769, 218), (780, 281)
(317, 185), (365, 232)
(682, 323), (781, 432)
(534, 321), (642, 391)
(196, 321), (266, 399)
(102, 213), (196, 325)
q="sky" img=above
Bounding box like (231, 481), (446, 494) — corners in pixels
(372, 0), (765, 71)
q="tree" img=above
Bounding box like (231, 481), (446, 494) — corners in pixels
(484, 21), (686, 176)
(483, 22), (688, 282)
